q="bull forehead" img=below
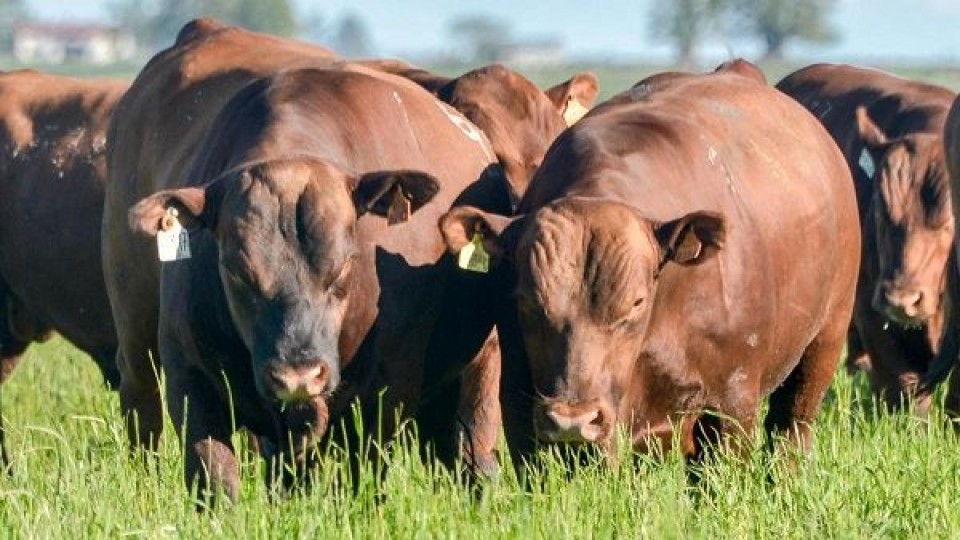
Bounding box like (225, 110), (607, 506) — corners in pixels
(519, 201), (657, 322)
(877, 138), (951, 228)
(218, 161), (355, 288)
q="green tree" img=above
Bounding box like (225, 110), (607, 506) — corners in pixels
(448, 15), (512, 63)
(334, 13), (372, 58)
(110, 0), (297, 51)
(648, 0), (725, 66)
(0, 0), (27, 54)
(728, 0), (838, 59)
(225, 0), (296, 38)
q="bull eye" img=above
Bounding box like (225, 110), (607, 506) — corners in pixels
(610, 298), (645, 331)
(327, 255), (355, 299)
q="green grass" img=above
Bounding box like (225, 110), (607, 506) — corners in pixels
(4, 56), (959, 97)
(2, 337), (960, 538)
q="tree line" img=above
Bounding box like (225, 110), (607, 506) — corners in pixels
(650, 0), (838, 65)
(0, 0), (837, 65)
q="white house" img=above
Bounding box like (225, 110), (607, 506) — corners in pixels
(13, 22), (137, 65)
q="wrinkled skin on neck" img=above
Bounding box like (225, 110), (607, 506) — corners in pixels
(868, 135), (954, 325)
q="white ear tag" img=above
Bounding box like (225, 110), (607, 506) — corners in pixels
(563, 97), (590, 126)
(858, 148), (876, 178)
(157, 207), (192, 262)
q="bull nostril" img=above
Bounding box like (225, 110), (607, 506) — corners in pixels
(541, 405), (611, 443)
(547, 408), (599, 431)
(884, 289), (923, 309)
(590, 407), (606, 429)
(269, 363), (331, 403)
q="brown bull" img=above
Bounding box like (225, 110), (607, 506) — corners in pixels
(0, 70), (126, 468)
(358, 58), (598, 473)
(105, 20), (511, 499)
(359, 59), (598, 204)
(441, 61), (859, 465)
(926, 96), (960, 414)
(777, 64), (956, 412)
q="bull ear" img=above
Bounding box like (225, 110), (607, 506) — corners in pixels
(352, 170), (440, 225)
(129, 186), (209, 237)
(654, 211), (726, 266)
(545, 72), (599, 126)
(439, 206), (520, 263)
(857, 106), (889, 150)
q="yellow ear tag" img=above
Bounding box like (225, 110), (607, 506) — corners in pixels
(457, 232), (490, 273)
(156, 207), (192, 262)
(563, 97), (590, 126)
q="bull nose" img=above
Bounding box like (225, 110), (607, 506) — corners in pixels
(887, 289), (923, 310)
(882, 288), (927, 320)
(265, 363), (331, 404)
(536, 402), (613, 444)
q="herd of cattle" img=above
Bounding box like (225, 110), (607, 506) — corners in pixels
(1, 18), (959, 501)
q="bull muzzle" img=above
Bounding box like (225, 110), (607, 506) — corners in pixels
(873, 282), (935, 326)
(264, 363), (333, 403)
(534, 400), (614, 444)
(261, 361), (337, 438)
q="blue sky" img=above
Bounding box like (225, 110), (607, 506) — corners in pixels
(24, 0), (960, 63)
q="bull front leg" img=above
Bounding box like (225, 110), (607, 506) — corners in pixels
(167, 367), (239, 505)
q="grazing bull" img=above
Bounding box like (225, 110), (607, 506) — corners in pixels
(0, 70), (126, 468)
(360, 60), (598, 204)
(358, 59), (598, 472)
(777, 64), (956, 412)
(105, 20), (510, 499)
(440, 61), (859, 465)
(924, 97), (960, 414)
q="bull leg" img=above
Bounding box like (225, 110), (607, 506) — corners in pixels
(764, 324), (846, 455)
(167, 367), (239, 505)
(456, 330), (502, 478)
(845, 325), (870, 375)
(117, 346), (164, 453)
(0, 289), (41, 473)
(89, 348), (122, 390)
(0, 382), (8, 473)
(497, 304), (536, 480)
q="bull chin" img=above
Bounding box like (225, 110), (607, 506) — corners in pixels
(276, 396), (330, 451)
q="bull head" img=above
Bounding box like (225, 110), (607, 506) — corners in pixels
(129, 159), (439, 436)
(857, 106), (954, 325)
(440, 200), (725, 447)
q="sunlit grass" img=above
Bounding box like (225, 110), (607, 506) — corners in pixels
(1, 337), (959, 537)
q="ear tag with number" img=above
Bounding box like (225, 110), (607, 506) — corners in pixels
(157, 207), (192, 262)
(457, 232), (490, 273)
(858, 148), (876, 178)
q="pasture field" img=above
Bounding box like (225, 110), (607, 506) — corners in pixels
(6, 58), (960, 97)
(2, 337), (960, 539)
(2, 61), (960, 538)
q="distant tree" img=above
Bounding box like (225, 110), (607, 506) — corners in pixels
(110, 0), (298, 51)
(0, 0), (27, 54)
(648, 0), (725, 66)
(727, 0), (839, 59)
(448, 14), (512, 63)
(298, 8), (325, 44)
(226, 0), (296, 38)
(334, 13), (372, 58)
